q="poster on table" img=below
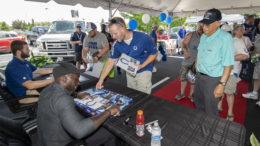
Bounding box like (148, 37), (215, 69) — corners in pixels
(74, 87), (133, 116)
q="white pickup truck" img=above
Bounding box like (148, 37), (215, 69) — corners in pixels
(35, 20), (85, 62)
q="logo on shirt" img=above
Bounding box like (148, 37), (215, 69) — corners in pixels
(23, 76), (27, 80)
(88, 42), (98, 49)
(26, 64), (29, 68)
(133, 46), (138, 51)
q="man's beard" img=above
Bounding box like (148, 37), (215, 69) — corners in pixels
(21, 51), (29, 59)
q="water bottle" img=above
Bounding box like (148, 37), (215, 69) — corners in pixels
(136, 110), (145, 137)
(151, 121), (161, 146)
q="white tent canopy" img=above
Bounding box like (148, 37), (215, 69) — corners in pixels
(25, 0), (260, 17)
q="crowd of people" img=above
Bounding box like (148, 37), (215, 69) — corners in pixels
(2, 8), (260, 146)
(175, 9), (260, 121)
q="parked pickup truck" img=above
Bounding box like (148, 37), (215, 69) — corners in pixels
(35, 20), (85, 62)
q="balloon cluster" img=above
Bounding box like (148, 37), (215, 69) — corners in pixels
(160, 13), (172, 24)
(128, 13), (150, 30)
(128, 12), (172, 30)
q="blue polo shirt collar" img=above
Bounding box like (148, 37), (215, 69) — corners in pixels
(13, 56), (26, 64)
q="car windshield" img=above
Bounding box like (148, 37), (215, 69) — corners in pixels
(48, 21), (85, 34)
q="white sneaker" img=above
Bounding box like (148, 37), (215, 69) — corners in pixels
(242, 92), (258, 100)
(152, 67), (157, 72)
(256, 101), (260, 107)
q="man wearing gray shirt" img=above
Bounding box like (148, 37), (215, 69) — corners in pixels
(37, 63), (120, 146)
(175, 23), (203, 102)
(82, 22), (110, 65)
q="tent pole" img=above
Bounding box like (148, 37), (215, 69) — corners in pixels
(112, 0), (123, 18)
(109, 0), (112, 21)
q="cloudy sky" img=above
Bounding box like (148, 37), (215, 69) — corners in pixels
(0, 0), (121, 26)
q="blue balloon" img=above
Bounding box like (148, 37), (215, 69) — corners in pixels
(166, 17), (172, 24)
(128, 19), (138, 30)
(159, 13), (167, 21)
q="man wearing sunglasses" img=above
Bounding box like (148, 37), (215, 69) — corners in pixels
(96, 17), (158, 94)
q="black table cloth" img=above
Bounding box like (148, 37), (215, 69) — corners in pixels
(101, 82), (246, 146)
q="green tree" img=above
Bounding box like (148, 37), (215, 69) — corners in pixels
(0, 22), (11, 31)
(28, 19), (35, 30)
(170, 16), (187, 28)
(12, 19), (50, 31)
(12, 20), (23, 29)
(21, 21), (28, 30)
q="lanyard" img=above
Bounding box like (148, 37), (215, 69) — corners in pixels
(76, 33), (82, 40)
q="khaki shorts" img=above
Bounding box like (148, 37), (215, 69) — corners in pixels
(126, 71), (152, 94)
(180, 66), (190, 81)
(253, 62), (260, 79)
(224, 75), (240, 94)
(19, 90), (39, 104)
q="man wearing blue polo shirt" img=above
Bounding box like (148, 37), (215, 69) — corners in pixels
(5, 40), (54, 104)
(150, 23), (159, 72)
(96, 17), (157, 94)
(194, 8), (234, 116)
(70, 24), (86, 69)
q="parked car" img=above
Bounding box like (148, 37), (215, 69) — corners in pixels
(0, 31), (26, 53)
(157, 30), (179, 41)
(25, 26), (49, 45)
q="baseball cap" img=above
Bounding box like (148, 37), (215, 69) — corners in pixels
(199, 8), (222, 24)
(152, 23), (159, 28)
(76, 23), (82, 28)
(53, 63), (84, 78)
(221, 24), (231, 32)
(86, 22), (97, 32)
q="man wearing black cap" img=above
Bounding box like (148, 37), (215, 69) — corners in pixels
(37, 63), (120, 146)
(194, 8), (234, 116)
(70, 24), (86, 69)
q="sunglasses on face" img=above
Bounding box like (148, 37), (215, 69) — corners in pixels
(110, 19), (123, 27)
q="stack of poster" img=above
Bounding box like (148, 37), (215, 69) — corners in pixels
(116, 53), (140, 76)
(74, 88), (133, 116)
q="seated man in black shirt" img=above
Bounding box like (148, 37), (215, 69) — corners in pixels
(37, 63), (120, 146)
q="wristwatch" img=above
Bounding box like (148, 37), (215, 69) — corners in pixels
(219, 81), (226, 86)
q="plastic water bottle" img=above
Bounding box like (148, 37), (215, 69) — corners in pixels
(151, 121), (161, 146)
(136, 110), (145, 137)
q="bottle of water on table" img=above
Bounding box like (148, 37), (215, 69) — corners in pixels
(151, 121), (161, 146)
